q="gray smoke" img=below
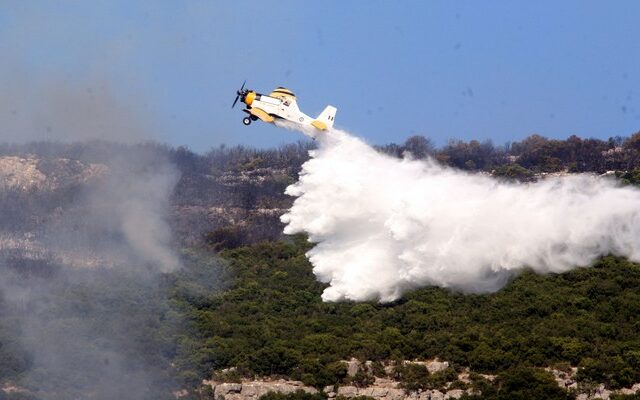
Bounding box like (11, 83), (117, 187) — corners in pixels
(0, 76), (183, 398)
(0, 7), (187, 394)
(42, 147), (182, 273)
(0, 264), (177, 399)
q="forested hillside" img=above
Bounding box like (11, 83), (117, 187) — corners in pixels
(172, 241), (640, 393)
(1, 131), (640, 399)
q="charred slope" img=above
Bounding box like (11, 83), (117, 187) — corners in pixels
(0, 141), (314, 249)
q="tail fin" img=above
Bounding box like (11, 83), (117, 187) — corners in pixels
(312, 105), (337, 130)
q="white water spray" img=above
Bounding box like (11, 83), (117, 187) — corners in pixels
(282, 129), (640, 302)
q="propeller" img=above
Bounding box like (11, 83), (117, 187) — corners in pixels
(232, 80), (247, 109)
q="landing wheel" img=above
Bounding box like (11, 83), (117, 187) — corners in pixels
(250, 115), (258, 121)
(242, 117), (252, 125)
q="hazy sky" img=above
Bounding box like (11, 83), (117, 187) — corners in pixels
(1, 1), (639, 151)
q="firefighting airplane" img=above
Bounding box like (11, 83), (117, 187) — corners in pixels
(232, 82), (337, 131)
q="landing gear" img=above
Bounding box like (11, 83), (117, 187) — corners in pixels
(250, 115), (258, 121)
(242, 117), (252, 125)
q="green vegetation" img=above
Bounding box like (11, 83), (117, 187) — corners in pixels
(393, 363), (459, 392)
(0, 265), (183, 400)
(166, 238), (640, 393)
(617, 169), (640, 186)
(254, 368), (574, 400)
(3, 134), (640, 398)
(464, 367), (574, 400)
(2, 231), (640, 398)
(492, 164), (534, 181)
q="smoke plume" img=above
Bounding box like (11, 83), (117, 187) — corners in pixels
(282, 129), (640, 302)
(51, 147), (182, 273)
(0, 76), (182, 397)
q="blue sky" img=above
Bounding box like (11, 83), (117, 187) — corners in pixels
(1, 1), (639, 151)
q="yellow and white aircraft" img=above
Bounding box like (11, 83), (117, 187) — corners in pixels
(232, 82), (337, 131)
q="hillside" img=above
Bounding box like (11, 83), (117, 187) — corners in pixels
(1, 132), (640, 399)
(173, 241), (640, 399)
(3, 132), (640, 250)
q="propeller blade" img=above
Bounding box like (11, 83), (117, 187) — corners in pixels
(232, 81), (247, 108)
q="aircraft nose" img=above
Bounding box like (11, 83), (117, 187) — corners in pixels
(244, 91), (256, 106)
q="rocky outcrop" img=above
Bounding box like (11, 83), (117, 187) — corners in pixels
(1, 383), (31, 396)
(573, 383), (640, 400)
(204, 379), (318, 400)
(546, 367), (640, 400)
(619, 383), (640, 396)
(0, 157), (46, 191)
(203, 376), (640, 400)
(203, 378), (473, 400)
(216, 167), (290, 187)
(0, 156), (107, 192)
(325, 377), (473, 400)
(546, 367), (578, 390)
(203, 360), (640, 400)
(402, 360), (450, 375)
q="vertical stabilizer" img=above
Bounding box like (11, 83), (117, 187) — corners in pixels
(312, 106), (337, 130)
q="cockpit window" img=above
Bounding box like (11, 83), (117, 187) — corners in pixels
(259, 96), (281, 105)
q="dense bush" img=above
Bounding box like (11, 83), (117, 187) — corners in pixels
(165, 238), (640, 394)
(492, 164), (534, 181)
(394, 364), (430, 391)
(480, 367), (574, 400)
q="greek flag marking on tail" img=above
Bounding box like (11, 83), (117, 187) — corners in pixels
(315, 105), (337, 130)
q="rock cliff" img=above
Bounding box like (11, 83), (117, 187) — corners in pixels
(202, 359), (640, 400)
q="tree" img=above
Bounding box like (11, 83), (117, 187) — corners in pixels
(403, 136), (435, 159)
(492, 367), (574, 400)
